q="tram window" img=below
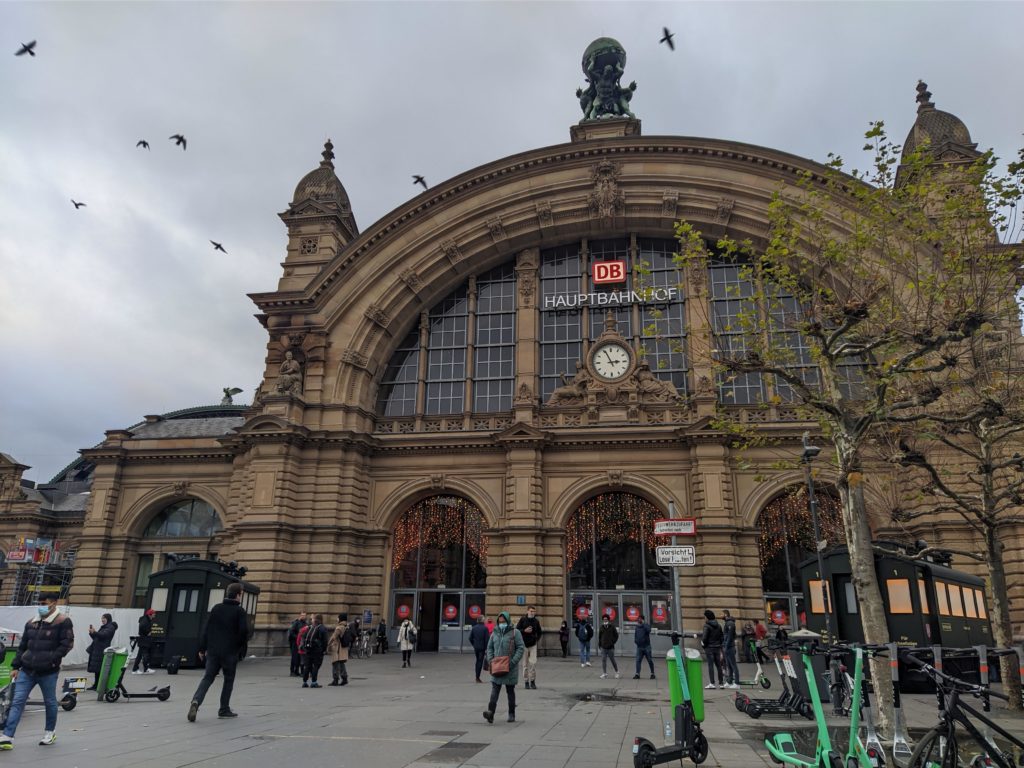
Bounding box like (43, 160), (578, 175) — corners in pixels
(918, 580), (930, 614)
(947, 584), (965, 617)
(935, 582), (949, 616)
(964, 588), (978, 618)
(208, 588), (225, 611)
(808, 580), (832, 613)
(886, 579), (913, 614)
(151, 587), (168, 612)
(844, 582), (858, 614)
(974, 589), (987, 619)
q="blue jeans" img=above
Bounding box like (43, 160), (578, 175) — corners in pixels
(635, 645), (655, 675)
(579, 642), (591, 664)
(4, 670), (59, 736)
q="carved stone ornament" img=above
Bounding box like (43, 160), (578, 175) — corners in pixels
(518, 248), (539, 270)
(275, 350), (304, 396)
(687, 260), (707, 292)
(486, 217), (506, 242)
(518, 277), (536, 308)
(430, 473), (446, 490)
(588, 160), (625, 219)
(632, 361), (685, 404)
(442, 239), (465, 266)
(696, 375), (716, 397)
(607, 470), (624, 487)
(341, 349), (369, 369)
(535, 200), (553, 227)
(280, 331), (307, 351)
(172, 480), (191, 497)
(662, 191), (678, 217)
(400, 268), (424, 293)
(514, 383), (534, 404)
(364, 304), (390, 328)
(716, 197), (736, 223)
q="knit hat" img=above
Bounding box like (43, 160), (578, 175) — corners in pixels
(704, 610), (715, 620)
(145, 609), (156, 617)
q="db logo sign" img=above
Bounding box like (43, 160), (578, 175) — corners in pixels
(444, 604), (458, 620)
(575, 605), (590, 620)
(468, 604), (481, 619)
(592, 260), (626, 284)
(397, 605), (410, 619)
(626, 606), (640, 622)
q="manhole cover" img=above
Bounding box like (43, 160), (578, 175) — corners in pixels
(419, 742), (488, 763)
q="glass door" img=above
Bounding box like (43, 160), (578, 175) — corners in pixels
(570, 593), (593, 654)
(621, 593), (644, 649)
(438, 592), (462, 652)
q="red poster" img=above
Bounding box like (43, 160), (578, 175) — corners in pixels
(468, 604), (481, 619)
(443, 604), (458, 620)
(575, 605), (590, 620)
(397, 604), (410, 619)
(625, 606), (640, 622)
(653, 606), (666, 621)
(771, 609), (788, 625)
(603, 606), (617, 621)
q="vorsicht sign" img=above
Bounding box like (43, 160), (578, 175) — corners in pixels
(653, 519), (697, 536)
(543, 287), (679, 310)
(656, 546), (696, 567)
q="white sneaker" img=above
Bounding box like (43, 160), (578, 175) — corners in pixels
(0, 735), (12, 750)
(614, 673), (621, 679)
(705, 683), (717, 689)
(131, 670), (142, 675)
(581, 663), (585, 667)
(599, 673), (608, 679)
(144, 669), (156, 674)
(585, 662), (592, 667)
(730, 683), (740, 689)
(39, 731), (56, 746)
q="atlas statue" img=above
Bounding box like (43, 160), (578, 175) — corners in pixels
(576, 37), (637, 122)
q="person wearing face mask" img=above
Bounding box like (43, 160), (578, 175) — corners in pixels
(85, 613), (118, 690)
(598, 614), (620, 679)
(515, 606), (543, 689)
(0, 596), (75, 750)
(482, 611), (525, 724)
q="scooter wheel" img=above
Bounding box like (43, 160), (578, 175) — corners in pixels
(165, 657), (180, 675)
(156, 687), (171, 702)
(104, 689), (120, 703)
(60, 694), (76, 711)
(734, 694), (749, 711)
(799, 702), (814, 720)
(690, 731), (709, 765)
(744, 703), (761, 719)
(759, 677), (771, 690)
(633, 737), (657, 768)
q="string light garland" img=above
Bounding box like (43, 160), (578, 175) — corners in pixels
(565, 493), (662, 572)
(391, 496), (489, 585)
(757, 487), (843, 573)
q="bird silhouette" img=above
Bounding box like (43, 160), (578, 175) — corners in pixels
(71, 199), (86, 209)
(169, 134), (187, 150)
(15, 41), (37, 57)
(413, 175), (427, 190)
(210, 240), (227, 253)
(136, 140), (150, 150)
(660, 27), (675, 50)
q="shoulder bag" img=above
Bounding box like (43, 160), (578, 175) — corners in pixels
(489, 632), (514, 675)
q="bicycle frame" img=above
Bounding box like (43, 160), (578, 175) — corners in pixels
(935, 688), (1024, 768)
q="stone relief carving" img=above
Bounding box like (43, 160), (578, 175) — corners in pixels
(607, 470), (624, 487)
(486, 217), (506, 241)
(588, 160), (625, 219)
(172, 480), (191, 497)
(514, 383), (534, 404)
(518, 277), (535, 308)
(535, 200), (553, 227)
(442, 239), (465, 266)
(364, 304), (390, 328)
(545, 359), (685, 407)
(400, 268), (424, 292)
(716, 197), (736, 223)
(696, 375), (716, 397)
(275, 350), (303, 396)
(546, 362), (594, 406)
(634, 361), (685, 404)
(662, 191), (678, 217)
(430, 474), (446, 490)
(341, 349), (369, 369)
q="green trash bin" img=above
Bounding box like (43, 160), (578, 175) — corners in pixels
(97, 647), (129, 700)
(666, 647), (705, 723)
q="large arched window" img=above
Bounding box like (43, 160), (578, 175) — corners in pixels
(144, 498), (223, 538)
(566, 493), (671, 590)
(391, 496), (488, 589)
(758, 486), (843, 594)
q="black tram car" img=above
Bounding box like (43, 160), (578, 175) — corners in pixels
(799, 542), (992, 687)
(143, 557), (260, 671)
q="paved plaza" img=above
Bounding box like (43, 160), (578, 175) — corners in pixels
(3, 650), (1022, 768)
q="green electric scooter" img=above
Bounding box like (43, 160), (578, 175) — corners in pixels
(837, 644), (887, 768)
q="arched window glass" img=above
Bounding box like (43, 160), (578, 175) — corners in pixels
(391, 496), (488, 589)
(565, 493), (670, 591)
(144, 499), (223, 538)
(758, 487), (843, 593)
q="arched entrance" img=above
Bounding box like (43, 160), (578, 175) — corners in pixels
(565, 492), (674, 654)
(389, 495), (488, 652)
(758, 486), (842, 630)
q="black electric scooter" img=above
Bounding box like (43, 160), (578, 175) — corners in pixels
(102, 658), (170, 703)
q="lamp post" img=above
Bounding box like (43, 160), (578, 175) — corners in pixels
(800, 431), (833, 643)
(668, 500), (685, 638)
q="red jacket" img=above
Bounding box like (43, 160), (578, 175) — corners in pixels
(296, 624), (310, 655)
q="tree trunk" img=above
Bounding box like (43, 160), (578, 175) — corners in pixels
(985, 525), (1022, 711)
(835, 439), (894, 737)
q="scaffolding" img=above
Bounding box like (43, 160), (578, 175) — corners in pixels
(10, 550), (75, 605)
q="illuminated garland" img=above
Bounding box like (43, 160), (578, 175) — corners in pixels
(565, 493), (661, 572)
(758, 488), (844, 572)
(391, 496), (489, 576)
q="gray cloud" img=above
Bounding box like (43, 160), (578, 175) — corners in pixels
(2, 1), (1022, 483)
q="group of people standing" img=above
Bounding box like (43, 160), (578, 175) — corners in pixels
(700, 609), (769, 689)
(571, 613), (658, 680)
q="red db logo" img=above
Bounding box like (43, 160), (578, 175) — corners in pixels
(397, 604), (410, 619)
(592, 260), (626, 284)
(575, 605), (590, 620)
(468, 604), (481, 619)
(444, 604), (458, 620)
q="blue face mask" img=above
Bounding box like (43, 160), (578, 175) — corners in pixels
(37, 605), (49, 617)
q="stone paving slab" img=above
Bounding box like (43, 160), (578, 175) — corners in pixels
(0, 653), (1018, 767)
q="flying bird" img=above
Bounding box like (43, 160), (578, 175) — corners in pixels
(169, 134), (187, 150)
(210, 240), (227, 253)
(71, 199), (86, 209)
(15, 41), (37, 57)
(412, 175), (427, 190)
(136, 140), (150, 149)
(660, 27), (675, 51)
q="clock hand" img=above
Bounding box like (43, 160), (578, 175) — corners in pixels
(604, 350), (615, 364)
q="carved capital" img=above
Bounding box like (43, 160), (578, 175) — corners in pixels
(486, 217), (506, 242)
(442, 239), (465, 266)
(400, 268), (424, 293)
(364, 304), (390, 329)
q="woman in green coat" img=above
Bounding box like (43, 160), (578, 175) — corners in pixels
(482, 611), (525, 723)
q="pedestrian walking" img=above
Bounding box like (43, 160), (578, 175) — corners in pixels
(558, 621), (569, 658)
(700, 609), (725, 689)
(740, 619), (755, 663)
(187, 582), (248, 722)
(0, 596), (74, 749)
(598, 615), (619, 678)
(375, 619), (388, 654)
(469, 615), (489, 682)
(301, 614), (328, 687)
(722, 609), (740, 688)
(485, 617), (495, 635)
(516, 606), (543, 689)
(482, 611), (525, 724)
(753, 618), (770, 663)
(632, 614), (655, 679)
(575, 617), (593, 666)
(327, 613), (352, 686)
(86, 613), (117, 690)
(132, 609), (157, 674)
(287, 612), (307, 676)
(398, 618), (418, 668)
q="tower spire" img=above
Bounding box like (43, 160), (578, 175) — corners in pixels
(321, 138), (335, 169)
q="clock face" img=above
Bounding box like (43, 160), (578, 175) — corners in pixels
(592, 342), (631, 381)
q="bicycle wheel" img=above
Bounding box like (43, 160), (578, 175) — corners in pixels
(907, 726), (958, 768)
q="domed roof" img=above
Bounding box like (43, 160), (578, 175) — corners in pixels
(901, 81), (977, 162)
(291, 139), (352, 208)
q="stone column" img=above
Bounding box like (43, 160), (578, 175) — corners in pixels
(514, 247), (540, 422)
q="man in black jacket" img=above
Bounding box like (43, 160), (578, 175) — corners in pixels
(700, 609), (725, 689)
(0, 596), (74, 749)
(286, 611), (306, 676)
(721, 609), (740, 688)
(515, 606), (543, 689)
(188, 582), (248, 722)
(132, 609), (157, 674)
(469, 616), (489, 683)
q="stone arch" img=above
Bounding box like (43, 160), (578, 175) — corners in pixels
(122, 484), (229, 539)
(739, 470), (890, 531)
(374, 476), (500, 533)
(548, 473), (678, 530)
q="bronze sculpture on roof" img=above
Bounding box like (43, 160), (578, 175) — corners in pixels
(576, 37), (637, 122)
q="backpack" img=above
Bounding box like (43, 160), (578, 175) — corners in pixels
(302, 624), (324, 653)
(340, 626), (354, 648)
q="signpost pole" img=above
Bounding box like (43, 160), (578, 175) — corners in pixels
(668, 500), (684, 638)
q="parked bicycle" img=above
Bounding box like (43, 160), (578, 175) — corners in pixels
(352, 630), (373, 659)
(900, 649), (1024, 768)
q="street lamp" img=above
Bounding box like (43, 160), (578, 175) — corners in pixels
(800, 431), (834, 643)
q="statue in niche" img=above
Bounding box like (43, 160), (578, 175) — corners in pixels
(275, 350), (303, 396)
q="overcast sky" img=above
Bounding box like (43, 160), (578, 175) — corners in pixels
(1, 1), (1022, 484)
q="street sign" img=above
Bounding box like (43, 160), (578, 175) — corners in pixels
(656, 545), (696, 566)
(653, 519), (697, 536)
